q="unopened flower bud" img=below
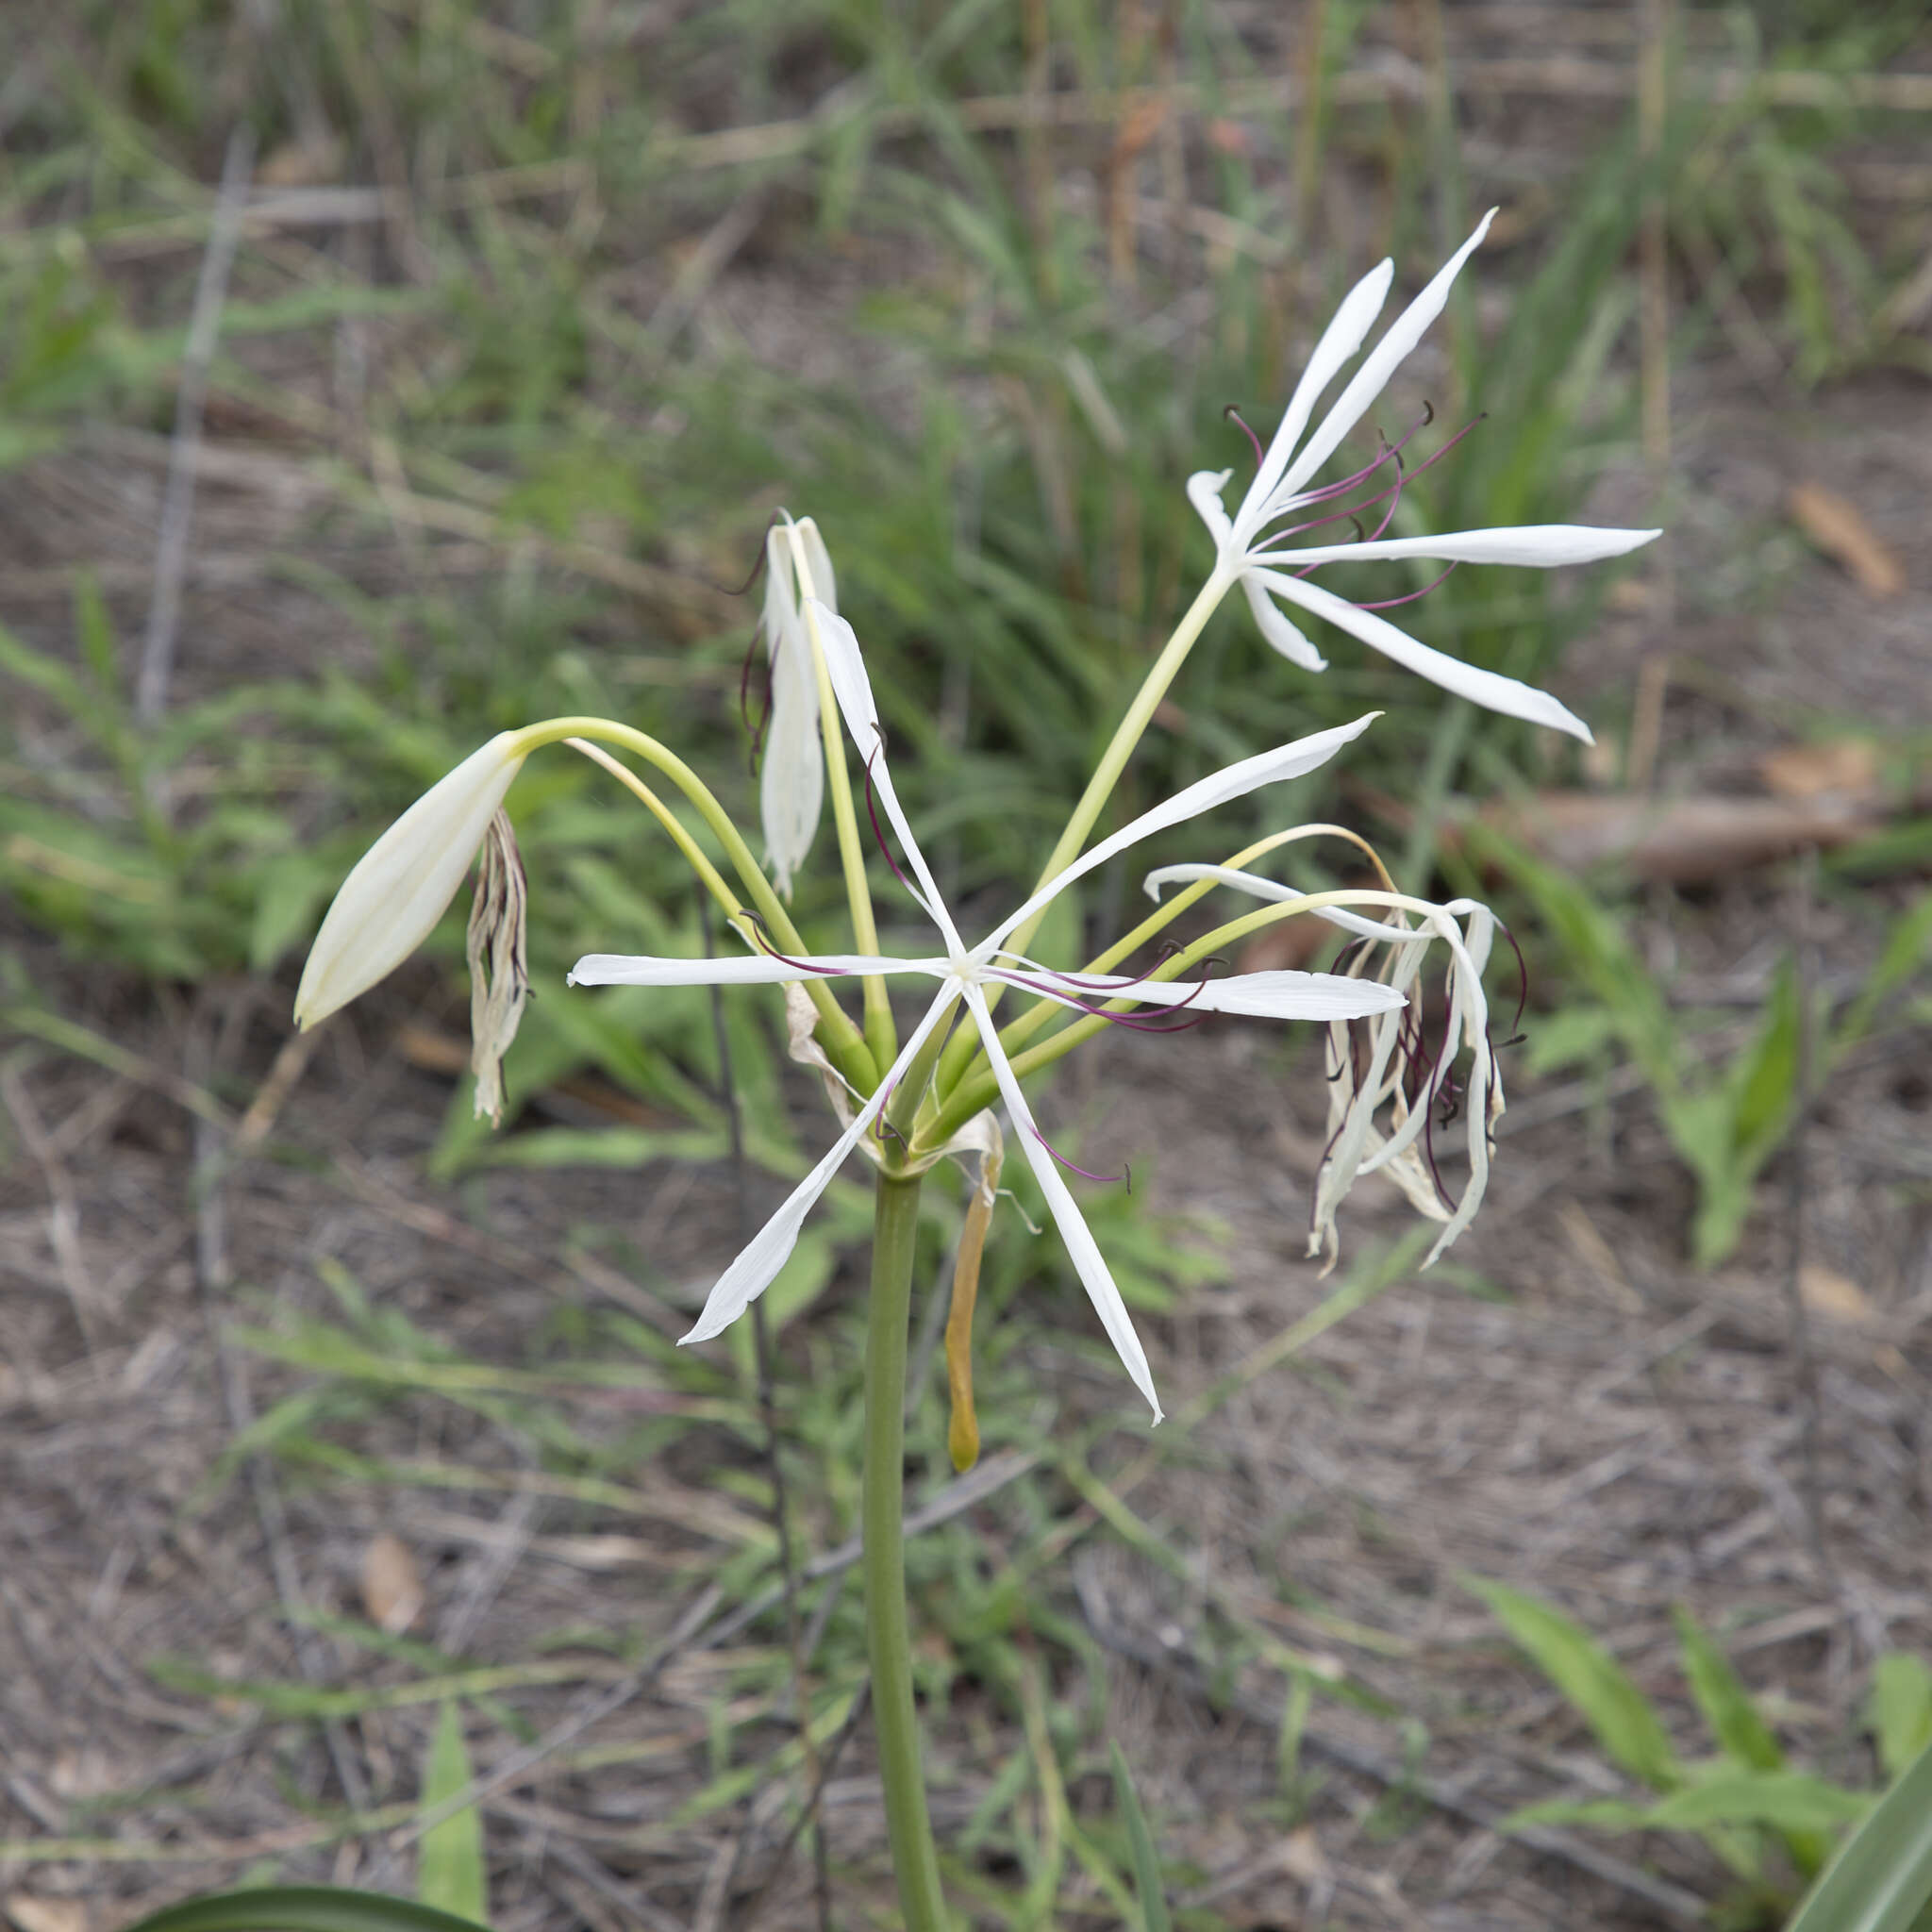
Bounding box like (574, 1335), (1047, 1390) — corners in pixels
(294, 734), (525, 1029)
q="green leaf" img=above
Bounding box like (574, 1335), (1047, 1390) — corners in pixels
(1870, 1655), (1932, 1782)
(1109, 1740), (1172, 1932)
(1786, 1734), (1932, 1932)
(419, 1702), (487, 1924)
(117, 1885), (490, 1932)
(1464, 1574), (1679, 1791)
(1644, 1772), (1871, 1834)
(1673, 1606), (1782, 1771)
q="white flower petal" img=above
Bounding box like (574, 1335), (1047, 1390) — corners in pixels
(294, 734), (525, 1028)
(1246, 256), (1395, 521)
(792, 516), (837, 610)
(1267, 209), (1496, 516)
(1264, 571), (1593, 742)
(1241, 570), (1327, 670)
(761, 623), (822, 897)
(805, 599), (962, 950)
(680, 990), (957, 1346)
(1186, 468), (1237, 553)
(568, 951), (944, 989)
(1246, 525), (1662, 571)
(960, 983), (1162, 1421)
(985, 714), (1379, 954)
(1091, 969), (1405, 1020)
(1144, 862), (1420, 941)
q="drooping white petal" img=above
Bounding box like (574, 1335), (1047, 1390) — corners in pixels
(1241, 571), (1327, 671)
(805, 599), (962, 949)
(1266, 209), (1497, 516)
(985, 714), (1379, 955)
(1245, 524), (1662, 571)
(1186, 468), (1237, 556)
(992, 961), (1403, 1022)
(1146, 862), (1421, 941)
(568, 951), (945, 989)
(1263, 571), (1593, 742)
(1244, 257), (1396, 524)
(295, 733), (525, 1028)
(680, 989), (958, 1346)
(960, 983), (1162, 1421)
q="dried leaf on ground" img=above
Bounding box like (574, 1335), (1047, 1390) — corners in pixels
(362, 1530), (426, 1634)
(1799, 1263), (1876, 1326)
(1758, 738), (1882, 804)
(7, 1898), (90, 1932)
(1787, 481), (1907, 598)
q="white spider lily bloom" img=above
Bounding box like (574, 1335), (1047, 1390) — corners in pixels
(1146, 864), (1503, 1267)
(294, 733), (526, 1029)
(1191, 208), (1659, 741)
(572, 603), (1407, 1423)
(758, 515), (839, 897)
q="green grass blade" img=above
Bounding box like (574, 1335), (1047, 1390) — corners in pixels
(1786, 1734), (1932, 1932)
(1464, 1575), (1679, 1791)
(419, 1702), (487, 1924)
(1672, 1606), (1783, 1771)
(117, 1886), (489, 1932)
(1870, 1655), (1932, 1781)
(1108, 1740), (1172, 1932)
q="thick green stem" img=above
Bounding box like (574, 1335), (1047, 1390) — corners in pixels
(863, 1172), (947, 1932)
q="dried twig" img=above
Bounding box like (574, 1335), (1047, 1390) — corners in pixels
(1781, 846), (1840, 1595)
(185, 991), (380, 1856)
(698, 889), (828, 1931)
(136, 123), (255, 725)
(0, 1064), (100, 1347)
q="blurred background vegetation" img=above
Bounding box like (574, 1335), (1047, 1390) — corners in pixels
(5, 2), (1932, 1925)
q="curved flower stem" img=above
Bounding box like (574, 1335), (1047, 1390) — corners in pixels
(800, 591), (896, 1072)
(864, 1171), (947, 1932)
(506, 715), (877, 1092)
(933, 567), (1234, 1099)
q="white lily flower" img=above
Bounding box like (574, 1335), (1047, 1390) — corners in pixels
(294, 733), (526, 1029)
(758, 515), (839, 897)
(1191, 208), (1660, 741)
(572, 602), (1408, 1421)
(1146, 864), (1504, 1267)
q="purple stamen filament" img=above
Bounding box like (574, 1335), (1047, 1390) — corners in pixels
(860, 736), (916, 895)
(1353, 560), (1459, 611)
(1030, 1122), (1129, 1188)
(741, 912), (847, 978)
(1224, 404), (1266, 469)
(991, 960), (1215, 1035)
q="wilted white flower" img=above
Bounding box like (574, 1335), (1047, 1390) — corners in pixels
(466, 809), (530, 1125)
(294, 733), (525, 1029)
(758, 515), (838, 897)
(1191, 209), (1659, 741)
(571, 604), (1407, 1421)
(1146, 864), (1503, 1267)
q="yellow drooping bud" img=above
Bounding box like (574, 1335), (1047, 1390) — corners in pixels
(944, 1134), (1002, 1474)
